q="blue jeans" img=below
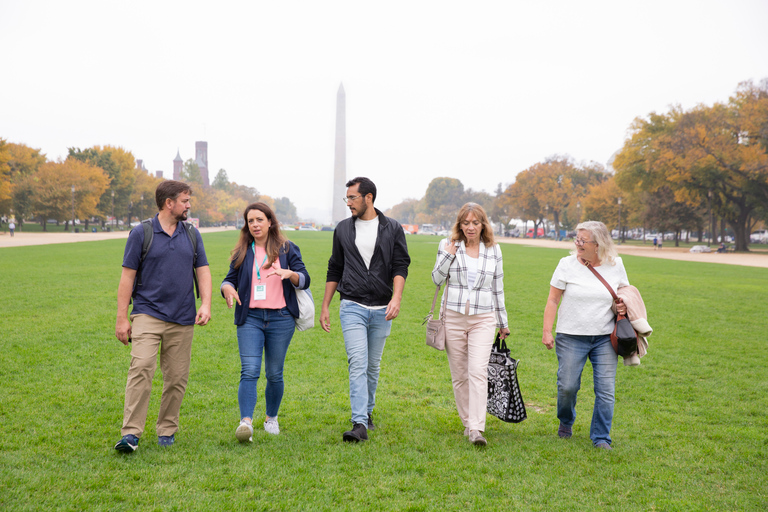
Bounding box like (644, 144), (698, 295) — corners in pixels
(236, 307), (296, 419)
(555, 333), (617, 446)
(339, 300), (392, 425)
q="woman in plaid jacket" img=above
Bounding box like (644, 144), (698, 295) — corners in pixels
(431, 203), (510, 447)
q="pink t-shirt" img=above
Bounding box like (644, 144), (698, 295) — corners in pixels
(249, 245), (287, 310)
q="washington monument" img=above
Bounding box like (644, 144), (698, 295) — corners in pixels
(332, 83), (347, 224)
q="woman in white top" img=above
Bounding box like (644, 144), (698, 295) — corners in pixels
(542, 221), (629, 450)
(432, 203), (510, 446)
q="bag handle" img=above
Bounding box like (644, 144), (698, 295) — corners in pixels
(493, 332), (509, 352)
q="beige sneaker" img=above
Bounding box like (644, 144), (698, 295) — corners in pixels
(235, 420), (253, 443)
(469, 430), (487, 446)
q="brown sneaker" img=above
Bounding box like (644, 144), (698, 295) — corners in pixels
(342, 423), (368, 442)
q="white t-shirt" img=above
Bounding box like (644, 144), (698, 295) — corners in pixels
(355, 216), (379, 269)
(466, 255), (478, 289)
(550, 255), (630, 335)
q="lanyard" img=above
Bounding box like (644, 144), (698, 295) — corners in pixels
(252, 243), (269, 282)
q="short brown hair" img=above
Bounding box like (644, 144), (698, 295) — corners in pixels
(155, 180), (192, 210)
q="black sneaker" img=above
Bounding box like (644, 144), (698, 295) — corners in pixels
(367, 413), (376, 431)
(342, 423), (368, 442)
(114, 434), (139, 453)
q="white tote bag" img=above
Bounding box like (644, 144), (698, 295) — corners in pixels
(294, 287), (315, 331)
(285, 243), (314, 331)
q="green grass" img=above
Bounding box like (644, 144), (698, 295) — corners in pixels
(1, 232), (766, 511)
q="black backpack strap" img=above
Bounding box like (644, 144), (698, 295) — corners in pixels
(182, 221), (200, 299)
(132, 219), (154, 297)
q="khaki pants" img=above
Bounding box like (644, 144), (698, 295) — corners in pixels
(444, 306), (496, 432)
(122, 314), (194, 437)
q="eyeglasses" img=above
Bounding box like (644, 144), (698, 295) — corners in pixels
(342, 195), (361, 204)
(574, 238), (597, 246)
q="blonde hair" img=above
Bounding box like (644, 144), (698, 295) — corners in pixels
(450, 203), (495, 246)
(571, 221), (618, 265)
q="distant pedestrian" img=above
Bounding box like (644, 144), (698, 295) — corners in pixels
(113, 180), (212, 453)
(657, 239), (662, 250)
(652, 237), (657, 250)
(320, 177), (411, 443)
(9, 221), (15, 237)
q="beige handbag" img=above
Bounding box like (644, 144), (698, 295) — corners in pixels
(423, 285), (447, 351)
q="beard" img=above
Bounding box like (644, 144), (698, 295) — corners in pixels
(175, 209), (189, 222)
(351, 203), (367, 220)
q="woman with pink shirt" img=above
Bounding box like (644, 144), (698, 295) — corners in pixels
(221, 202), (311, 442)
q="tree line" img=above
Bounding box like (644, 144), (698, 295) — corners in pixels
(0, 144), (298, 231)
(385, 79), (768, 251)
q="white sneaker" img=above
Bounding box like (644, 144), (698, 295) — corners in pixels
(235, 420), (253, 443)
(264, 417), (280, 435)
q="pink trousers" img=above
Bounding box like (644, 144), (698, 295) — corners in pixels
(444, 307), (496, 432)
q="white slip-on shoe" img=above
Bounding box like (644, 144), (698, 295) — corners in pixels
(264, 417), (280, 435)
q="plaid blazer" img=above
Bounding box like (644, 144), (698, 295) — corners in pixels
(431, 238), (508, 329)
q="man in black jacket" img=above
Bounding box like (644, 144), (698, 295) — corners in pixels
(320, 177), (411, 442)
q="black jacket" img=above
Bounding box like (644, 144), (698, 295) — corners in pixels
(326, 209), (410, 307)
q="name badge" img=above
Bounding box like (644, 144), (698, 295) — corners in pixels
(254, 284), (267, 300)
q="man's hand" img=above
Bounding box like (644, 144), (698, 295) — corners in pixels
(115, 316), (132, 346)
(195, 304), (211, 326)
(385, 297), (401, 321)
(320, 306), (331, 333)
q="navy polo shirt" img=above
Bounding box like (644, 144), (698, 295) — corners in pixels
(122, 215), (209, 325)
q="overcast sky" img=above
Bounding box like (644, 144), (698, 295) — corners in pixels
(2, 0), (767, 223)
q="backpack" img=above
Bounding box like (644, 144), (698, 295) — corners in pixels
(132, 219), (200, 299)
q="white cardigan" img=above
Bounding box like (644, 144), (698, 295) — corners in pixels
(431, 238), (508, 329)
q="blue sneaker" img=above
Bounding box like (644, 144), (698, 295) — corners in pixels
(158, 434), (175, 447)
(114, 434), (139, 453)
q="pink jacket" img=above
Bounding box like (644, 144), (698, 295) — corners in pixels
(615, 285), (652, 366)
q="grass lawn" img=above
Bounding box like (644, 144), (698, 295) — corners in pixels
(1, 232), (766, 511)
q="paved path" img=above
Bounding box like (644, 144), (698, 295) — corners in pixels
(2, 229), (767, 268)
(496, 237), (768, 268)
(0, 226), (233, 248)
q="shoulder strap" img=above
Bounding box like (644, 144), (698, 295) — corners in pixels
(132, 219), (154, 294)
(181, 221), (198, 266)
(428, 285), (441, 315)
(181, 221), (200, 299)
(584, 260), (619, 302)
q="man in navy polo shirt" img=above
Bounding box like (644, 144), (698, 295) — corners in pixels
(113, 180), (212, 453)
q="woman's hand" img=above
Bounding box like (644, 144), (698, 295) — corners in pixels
(268, 268), (296, 281)
(499, 327), (510, 340)
(222, 285), (241, 309)
(615, 298), (627, 316)
(444, 238), (458, 255)
(542, 331), (555, 350)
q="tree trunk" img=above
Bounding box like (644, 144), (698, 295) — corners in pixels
(734, 206), (751, 251)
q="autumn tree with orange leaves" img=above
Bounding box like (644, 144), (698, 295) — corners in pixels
(499, 156), (609, 238)
(613, 79), (768, 251)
